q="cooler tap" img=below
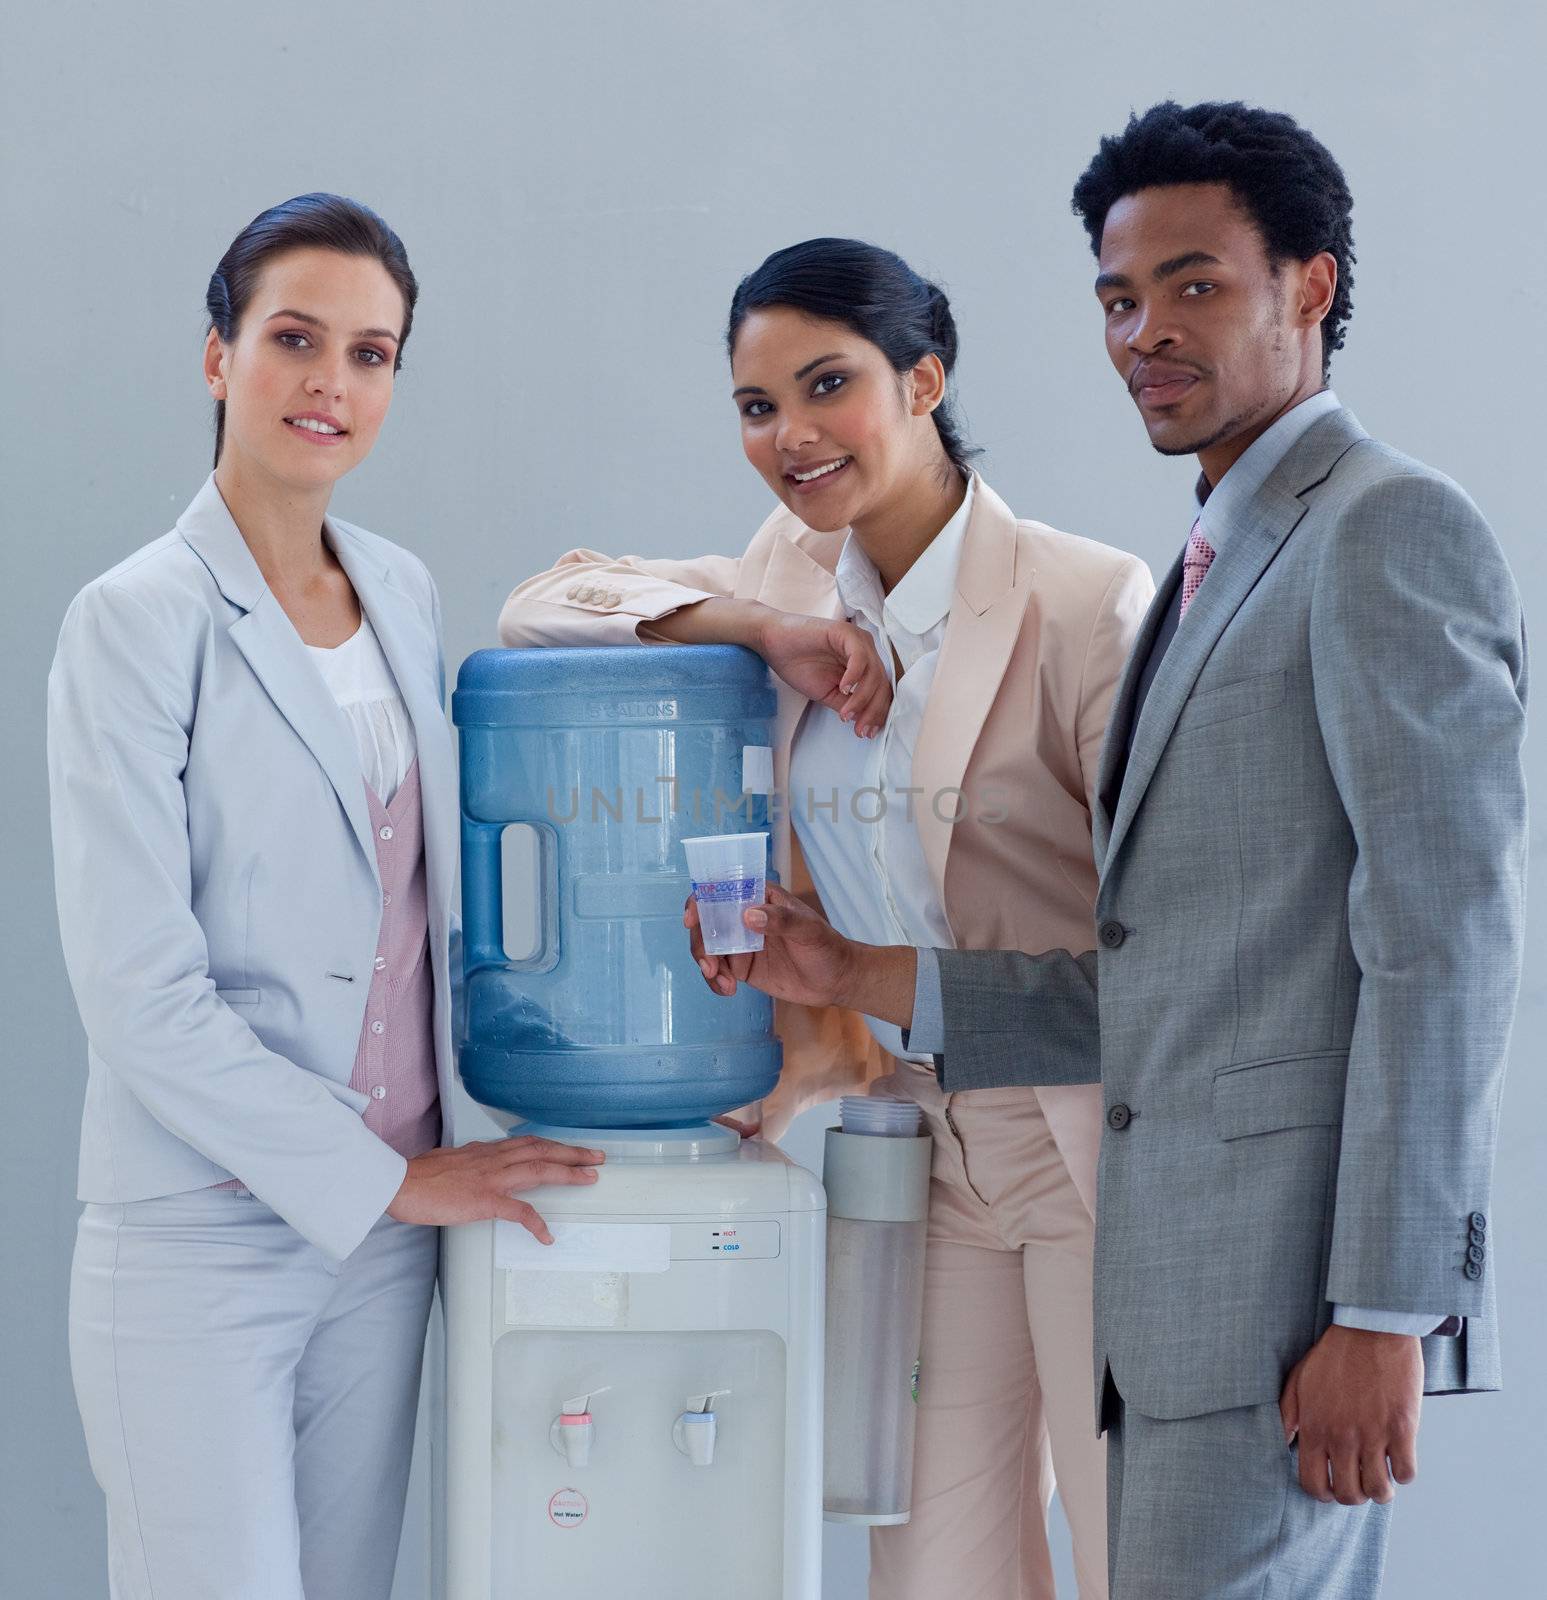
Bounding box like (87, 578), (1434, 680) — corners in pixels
(672, 1389), (730, 1468)
(549, 1388), (610, 1469)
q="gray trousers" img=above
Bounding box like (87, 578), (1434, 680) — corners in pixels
(1105, 1386), (1391, 1599)
(70, 1187), (439, 1600)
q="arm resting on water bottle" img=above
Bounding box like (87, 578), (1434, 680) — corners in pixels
(500, 551), (896, 739)
(497, 547), (743, 648)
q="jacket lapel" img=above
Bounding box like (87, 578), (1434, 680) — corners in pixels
(1092, 551), (1183, 864)
(1102, 409), (1369, 871)
(330, 521), (458, 924)
(912, 478), (1033, 912)
(179, 476), (377, 876)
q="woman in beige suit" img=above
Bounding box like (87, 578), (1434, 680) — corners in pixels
(499, 239), (1152, 1599)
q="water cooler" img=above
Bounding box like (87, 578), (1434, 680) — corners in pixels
(445, 646), (825, 1600)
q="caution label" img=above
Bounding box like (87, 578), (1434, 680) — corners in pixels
(547, 1487), (588, 1528)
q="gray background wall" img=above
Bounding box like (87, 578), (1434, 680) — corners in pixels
(4, 3), (1542, 1595)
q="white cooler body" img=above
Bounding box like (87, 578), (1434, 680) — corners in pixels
(444, 1136), (825, 1599)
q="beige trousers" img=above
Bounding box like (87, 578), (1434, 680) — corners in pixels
(867, 1071), (1107, 1600)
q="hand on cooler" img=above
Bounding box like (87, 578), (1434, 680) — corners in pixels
(387, 1135), (605, 1243)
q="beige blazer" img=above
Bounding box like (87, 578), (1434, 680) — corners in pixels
(498, 475), (1153, 1210)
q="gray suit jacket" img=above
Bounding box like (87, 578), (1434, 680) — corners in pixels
(934, 409), (1526, 1419)
(48, 476), (460, 1261)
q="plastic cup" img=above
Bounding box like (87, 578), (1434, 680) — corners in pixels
(839, 1096), (923, 1137)
(682, 832), (768, 956)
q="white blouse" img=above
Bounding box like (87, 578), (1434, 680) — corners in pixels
(787, 478), (973, 1063)
(306, 613), (417, 805)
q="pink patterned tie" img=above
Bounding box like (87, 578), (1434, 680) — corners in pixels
(1179, 520), (1216, 620)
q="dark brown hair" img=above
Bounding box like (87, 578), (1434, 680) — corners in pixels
(205, 193), (418, 464)
(727, 237), (977, 475)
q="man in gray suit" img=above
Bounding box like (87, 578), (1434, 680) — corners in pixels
(699, 102), (1527, 1595)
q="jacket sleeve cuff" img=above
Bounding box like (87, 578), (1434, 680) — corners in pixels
(307, 1143), (411, 1263)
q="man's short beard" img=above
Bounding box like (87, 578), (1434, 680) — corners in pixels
(1149, 399), (1270, 459)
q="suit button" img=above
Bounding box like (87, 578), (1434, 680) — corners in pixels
(1464, 1259), (1484, 1281)
(1469, 1212), (1487, 1232)
(1099, 920), (1126, 949)
(1107, 1103), (1133, 1130)
(604, 590), (622, 607)
(1467, 1243), (1486, 1264)
(1469, 1227), (1487, 1248)
(565, 585), (581, 601)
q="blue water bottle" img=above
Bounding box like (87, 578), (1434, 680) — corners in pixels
(453, 644), (782, 1128)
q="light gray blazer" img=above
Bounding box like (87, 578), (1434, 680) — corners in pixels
(934, 409), (1527, 1418)
(48, 475), (460, 1261)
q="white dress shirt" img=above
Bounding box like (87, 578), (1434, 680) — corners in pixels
(788, 479), (974, 1062)
(306, 613), (417, 805)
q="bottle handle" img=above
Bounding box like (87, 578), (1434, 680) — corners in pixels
(460, 816), (560, 976)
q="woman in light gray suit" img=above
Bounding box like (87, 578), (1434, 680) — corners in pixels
(47, 194), (604, 1600)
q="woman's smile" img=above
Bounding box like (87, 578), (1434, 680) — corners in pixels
(283, 409), (349, 445)
(784, 455), (852, 494)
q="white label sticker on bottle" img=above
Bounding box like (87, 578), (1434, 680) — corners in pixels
(548, 1487), (588, 1528)
(742, 745), (774, 794)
